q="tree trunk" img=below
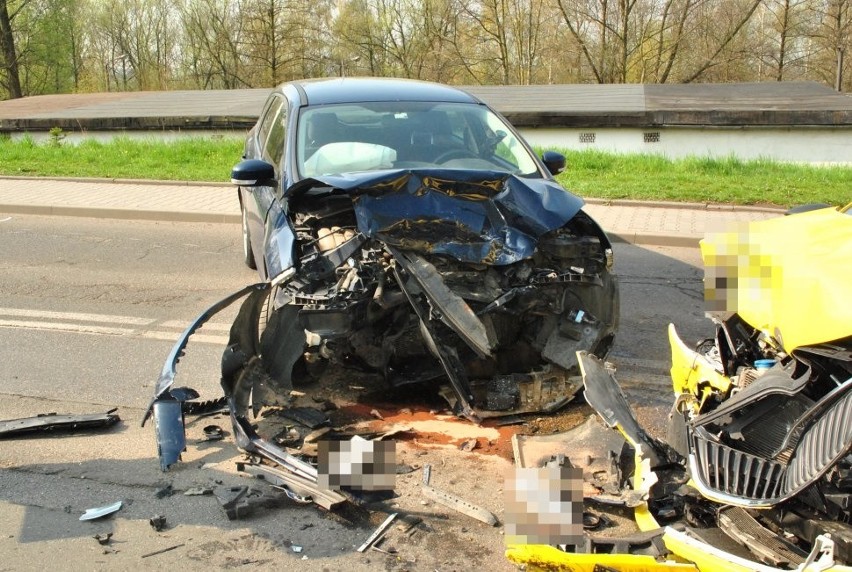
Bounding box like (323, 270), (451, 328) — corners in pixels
(0, 0), (22, 98)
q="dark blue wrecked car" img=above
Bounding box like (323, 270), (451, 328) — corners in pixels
(146, 78), (619, 470)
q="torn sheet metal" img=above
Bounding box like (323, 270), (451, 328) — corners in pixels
(422, 485), (498, 526)
(0, 409), (120, 438)
(237, 461), (345, 510)
(291, 169), (584, 265)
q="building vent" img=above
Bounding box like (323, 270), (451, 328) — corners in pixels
(579, 132), (596, 144)
(644, 132), (660, 143)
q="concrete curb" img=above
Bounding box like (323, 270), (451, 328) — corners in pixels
(583, 197), (785, 214)
(0, 175), (787, 212)
(608, 231), (702, 248)
(1, 202), (700, 247)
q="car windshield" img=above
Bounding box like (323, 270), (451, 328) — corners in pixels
(296, 101), (541, 179)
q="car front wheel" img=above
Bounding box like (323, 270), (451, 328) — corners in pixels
(241, 203), (257, 270)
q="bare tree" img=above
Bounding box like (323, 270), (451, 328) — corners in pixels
(0, 0), (26, 98)
(182, 0), (248, 88)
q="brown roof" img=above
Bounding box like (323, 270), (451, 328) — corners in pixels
(0, 82), (850, 131)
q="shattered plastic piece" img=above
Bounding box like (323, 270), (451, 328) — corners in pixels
(458, 438), (478, 452)
(184, 487), (214, 496)
(93, 533), (113, 546)
(291, 545), (303, 553)
(0, 409), (120, 438)
(79, 501), (122, 521)
(149, 515), (167, 532)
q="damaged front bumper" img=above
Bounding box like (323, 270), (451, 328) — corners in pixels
(505, 352), (852, 572)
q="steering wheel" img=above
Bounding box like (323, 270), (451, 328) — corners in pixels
(433, 148), (479, 164)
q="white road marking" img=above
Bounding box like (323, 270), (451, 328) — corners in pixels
(0, 307), (155, 326)
(0, 308), (231, 345)
(159, 320), (232, 332)
(0, 319), (137, 336)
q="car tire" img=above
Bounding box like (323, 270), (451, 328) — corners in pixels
(241, 203), (257, 270)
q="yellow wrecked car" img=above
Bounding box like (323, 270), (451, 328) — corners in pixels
(507, 204), (852, 571)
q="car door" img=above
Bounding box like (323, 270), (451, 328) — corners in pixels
(242, 94), (287, 277)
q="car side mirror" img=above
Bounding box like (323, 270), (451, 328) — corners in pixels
(541, 151), (566, 176)
(231, 159), (276, 187)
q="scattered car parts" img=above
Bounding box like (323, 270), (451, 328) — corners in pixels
(79, 500), (122, 521)
(0, 409), (120, 438)
(507, 206), (852, 571)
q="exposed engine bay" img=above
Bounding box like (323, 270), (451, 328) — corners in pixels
(145, 169), (619, 475)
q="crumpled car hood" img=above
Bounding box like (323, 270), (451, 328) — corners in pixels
(701, 206), (852, 352)
(289, 169), (584, 265)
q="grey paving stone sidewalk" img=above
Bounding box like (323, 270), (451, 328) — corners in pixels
(0, 177), (784, 247)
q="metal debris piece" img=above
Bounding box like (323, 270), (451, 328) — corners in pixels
(184, 487), (214, 496)
(141, 544), (185, 559)
(357, 513), (398, 553)
(422, 485), (498, 526)
(422, 465), (432, 486)
(80, 501), (123, 521)
(291, 545), (303, 553)
(93, 533), (113, 546)
(279, 407), (330, 429)
(202, 425), (225, 441)
(0, 409), (120, 438)
(238, 462), (346, 510)
(149, 515), (167, 532)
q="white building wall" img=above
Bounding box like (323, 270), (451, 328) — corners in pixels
(13, 125), (852, 165)
(519, 127), (852, 164)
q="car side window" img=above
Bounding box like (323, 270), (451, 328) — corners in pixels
(264, 103), (288, 168)
(258, 96), (283, 145)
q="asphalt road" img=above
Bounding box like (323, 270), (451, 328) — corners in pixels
(0, 214), (707, 570)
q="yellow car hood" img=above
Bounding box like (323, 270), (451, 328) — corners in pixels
(701, 206), (852, 352)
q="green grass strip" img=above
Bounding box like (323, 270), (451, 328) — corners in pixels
(0, 136), (849, 208)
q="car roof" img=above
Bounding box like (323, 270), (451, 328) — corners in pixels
(290, 77), (482, 106)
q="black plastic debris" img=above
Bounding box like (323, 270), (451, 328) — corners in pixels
(213, 486), (288, 520)
(278, 407), (330, 429)
(149, 515), (167, 532)
(0, 409), (120, 438)
(154, 485), (174, 499)
(202, 425), (225, 441)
